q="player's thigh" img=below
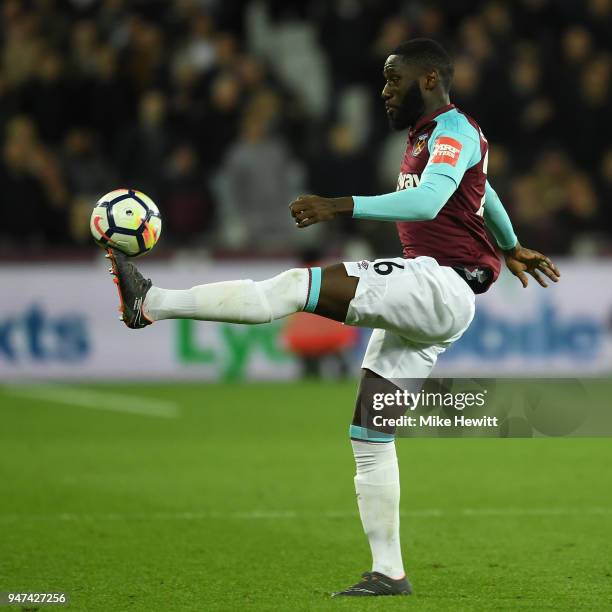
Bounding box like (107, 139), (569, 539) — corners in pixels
(360, 327), (443, 381)
(344, 256), (475, 344)
(314, 263), (359, 322)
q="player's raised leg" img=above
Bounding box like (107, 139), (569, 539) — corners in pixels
(106, 248), (358, 329)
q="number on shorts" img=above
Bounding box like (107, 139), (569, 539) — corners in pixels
(373, 261), (405, 275)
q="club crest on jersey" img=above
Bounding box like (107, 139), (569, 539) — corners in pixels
(412, 134), (428, 156)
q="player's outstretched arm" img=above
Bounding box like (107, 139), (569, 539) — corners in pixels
(289, 172), (457, 227)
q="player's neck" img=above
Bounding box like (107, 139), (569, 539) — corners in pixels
(421, 95), (451, 120)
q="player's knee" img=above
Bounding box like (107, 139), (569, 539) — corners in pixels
(256, 269), (311, 320)
(260, 268), (307, 289)
(350, 389), (397, 443)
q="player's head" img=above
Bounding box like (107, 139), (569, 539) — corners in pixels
(382, 38), (454, 131)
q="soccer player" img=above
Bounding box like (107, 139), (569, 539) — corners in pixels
(105, 39), (560, 596)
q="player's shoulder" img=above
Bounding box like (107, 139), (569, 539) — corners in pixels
(432, 106), (482, 145)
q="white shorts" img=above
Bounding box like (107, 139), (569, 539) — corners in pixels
(343, 256), (475, 381)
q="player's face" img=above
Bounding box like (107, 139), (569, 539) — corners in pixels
(382, 56), (425, 131)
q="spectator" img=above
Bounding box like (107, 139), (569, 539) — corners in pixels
(89, 44), (133, 155)
(122, 17), (165, 92)
(449, 55), (485, 119)
(308, 123), (375, 203)
(180, 11), (216, 75)
(197, 73), (242, 171)
(511, 149), (600, 253)
(160, 144), (215, 243)
(20, 51), (70, 145)
(214, 92), (306, 252)
(62, 128), (116, 196)
(116, 90), (171, 196)
(0, 116), (67, 247)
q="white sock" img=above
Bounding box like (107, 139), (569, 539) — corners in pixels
(143, 268), (311, 323)
(352, 439), (405, 579)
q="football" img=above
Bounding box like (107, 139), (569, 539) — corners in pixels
(90, 189), (162, 257)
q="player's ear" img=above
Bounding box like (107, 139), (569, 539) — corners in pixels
(422, 70), (438, 91)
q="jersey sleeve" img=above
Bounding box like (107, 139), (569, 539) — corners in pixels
(424, 123), (481, 187)
(352, 173), (457, 222)
(483, 180), (518, 250)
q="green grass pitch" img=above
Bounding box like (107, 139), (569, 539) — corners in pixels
(1, 381), (612, 611)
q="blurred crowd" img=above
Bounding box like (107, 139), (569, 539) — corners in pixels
(1, 0), (610, 258)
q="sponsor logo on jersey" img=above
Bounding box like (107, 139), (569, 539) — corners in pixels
(431, 136), (462, 167)
(397, 172), (421, 190)
(412, 133), (428, 156)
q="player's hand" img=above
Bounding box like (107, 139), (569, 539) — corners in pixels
(503, 243), (560, 288)
(289, 195), (353, 228)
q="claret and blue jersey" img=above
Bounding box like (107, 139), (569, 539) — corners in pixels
(398, 104), (500, 286)
(353, 104), (517, 293)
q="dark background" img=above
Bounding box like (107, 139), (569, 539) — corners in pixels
(1, 0), (610, 259)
